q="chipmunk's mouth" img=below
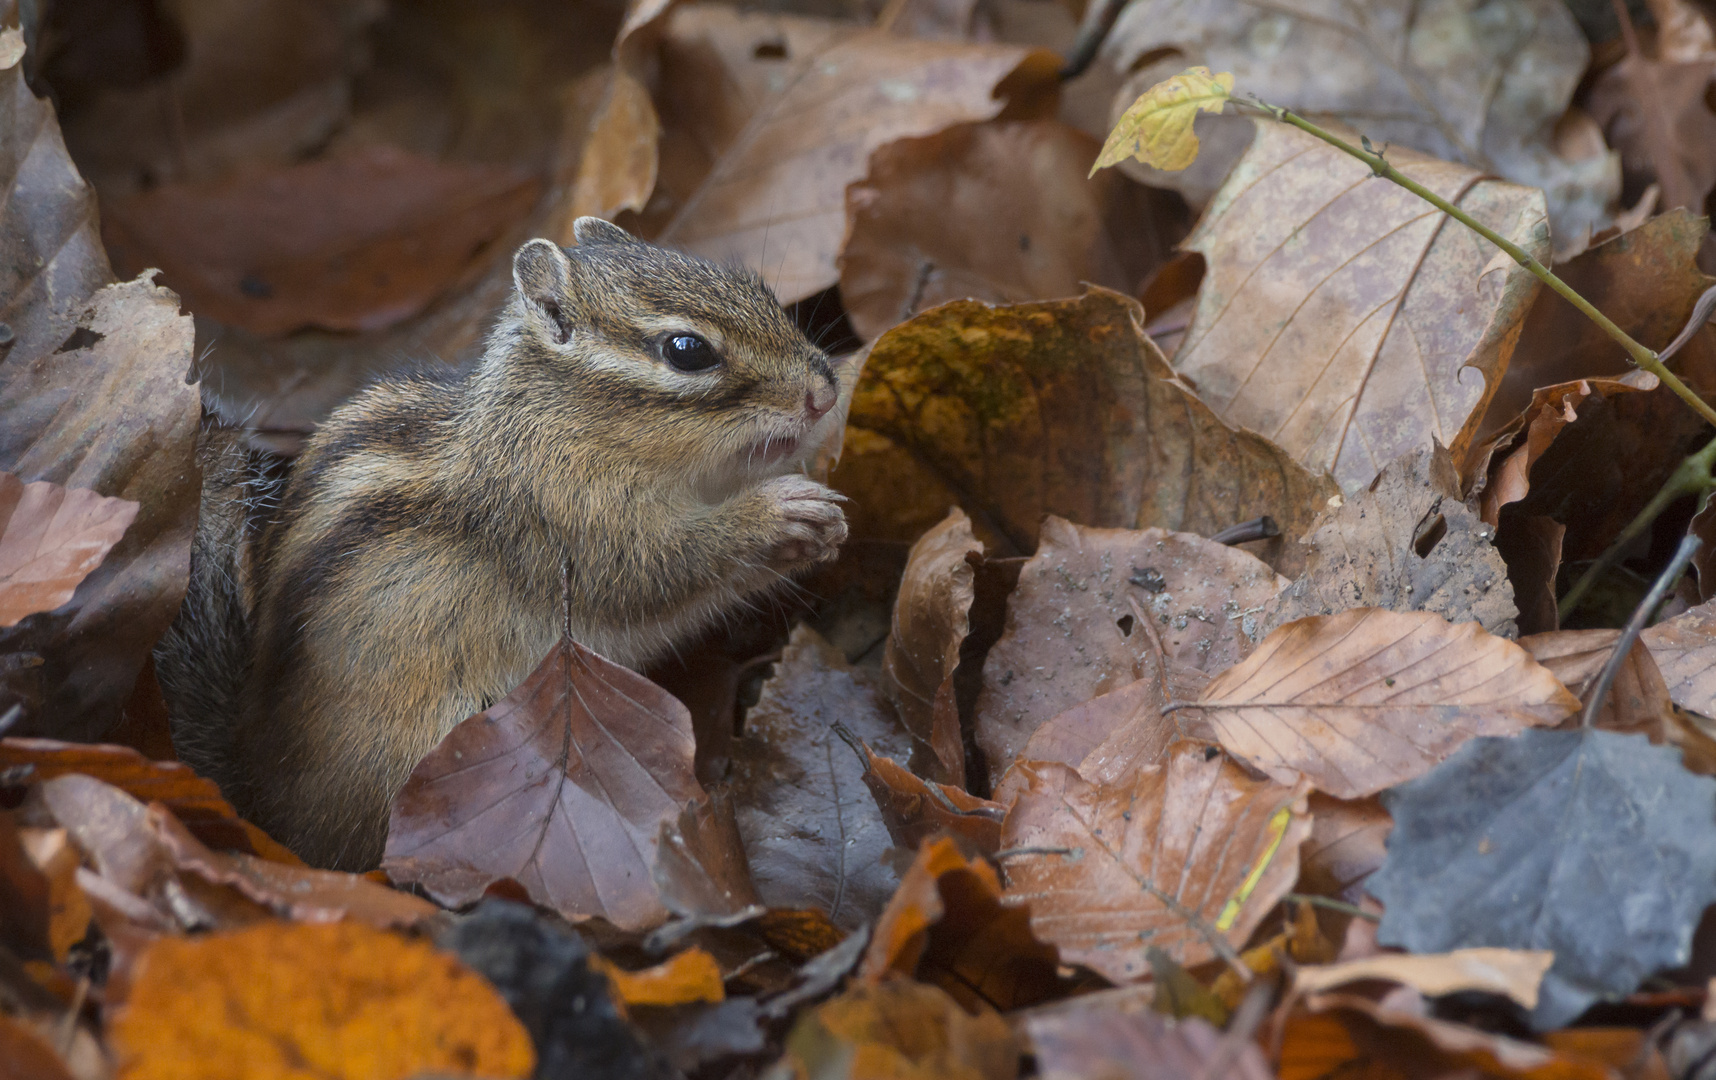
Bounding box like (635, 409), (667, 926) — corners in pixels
(743, 433), (801, 466)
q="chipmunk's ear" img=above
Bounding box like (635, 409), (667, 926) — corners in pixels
(572, 216), (642, 247)
(513, 239), (576, 344)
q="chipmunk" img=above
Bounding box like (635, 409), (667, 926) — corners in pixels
(156, 218), (849, 870)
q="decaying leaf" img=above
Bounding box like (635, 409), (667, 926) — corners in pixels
(1644, 598), (1716, 719)
(881, 507), (982, 784)
(833, 287), (1336, 574)
(975, 517), (1284, 785)
(1170, 119), (1547, 492)
(1521, 629), (1677, 736)
(1093, 66), (1234, 174)
(1265, 446), (1519, 638)
(652, 790), (763, 920)
(728, 627), (911, 930)
(1297, 794), (1391, 905)
(382, 638), (703, 932)
(841, 120), (1168, 342)
(1017, 660), (1210, 789)
(592, 948), (725, 1009)
(780, 978), (1018, 1080)
(857, 744), (1004, 855)
(108, 922), (535, 1080)
(998, 744), (1311, 981)
(0, 472), (137, 628)
(1026, 1007), (1274, 1080)
(652, 4), (1057, 303)
(1372, 728), (1716, 1027)
(1294, 948), (1554, 1009)
(1192, 608), (1578, 799)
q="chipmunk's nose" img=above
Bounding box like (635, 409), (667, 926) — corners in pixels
(805, 381), (837, 421)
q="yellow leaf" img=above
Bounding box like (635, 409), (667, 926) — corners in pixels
(591, 948), (725, 1010)
(1092, 67), (1233, 175)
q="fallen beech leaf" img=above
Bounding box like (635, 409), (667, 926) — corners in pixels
(881, 508), (982, 784)
(109, 921), (535, 1080)
(16, 827), (92, 961)
(1170, 119), (1547, 491)
(833, 288), (1335, 575)
(1026, 1007), (1274, 1080)
(1643, 599), (1716, 718)
(1280, 994), (1615, 1080)
(383, 638), (703, 932)
(1297, 794), (1391, 905)
(653, 4), (1057, 302)
(1265, 446), (1519, 638)
(841, 120), (1167, 341)
(782, 978), (1017, 1080)
(1294, 948), (1554, 1009)
(593, 948), (725, 1009)
(975, 517), (1284, 786)
(0, 812), (49, 961)
(1194, 608), (1577, 799)
(860, 835), (1064, 1012)
(0, 473), (137, 628)
(1521, 629), (1676, 735)
(1095, 66), (1234, 173)
(0, 737), (299, 864)
(857, 744), (1004, 855)
(653, 791), (763, 919)
(999, 744), (1311, 981)
(565, 0), (675, 223)
(729, 627), (911, 930)
(1371, 729), (1716, 1028)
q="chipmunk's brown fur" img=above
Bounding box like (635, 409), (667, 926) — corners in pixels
(156, 218), (848, 870)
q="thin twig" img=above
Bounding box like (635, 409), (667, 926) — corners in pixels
(1582, 534), (1703, 728)
(1060, 0), (1128, 80)
(1284, 892), (1381, 921)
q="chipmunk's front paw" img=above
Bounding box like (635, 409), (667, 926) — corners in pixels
(756, 475), (847, 570)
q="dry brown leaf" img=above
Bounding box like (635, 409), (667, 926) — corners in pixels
(998, 744), (1311, 981)
(857, 745), (1004, 855)
(1025, 1007), (1275, 1080)
(0, 473), (137, 629)
(565, 0), (677, 224)
(1265, 446), (1519, 639)
(1294, 949), (1554, 1009)
(1496, 514), (1566, 637)
(104, 146), (541, 336)
(832, 287), (1336, 575)
(1169, 119), (1547, 492)
(1192, 608), (1578, 799)
(1644, 599), (1716, 719)
(651, 4), (1057, 302)
(974, 516), (1284, 786)
(1297, 794), (1391, 906)
(16, 826), (90, 962)
(1521, 629), (1676, 735)
(839, 119), (1166, 341)
(728, 626), (911, 930)
(860, 835), (1065, 1012)
(382, 638), (702, 932)
(0, 737), (298, 863)
(652, 790), (763, 920)
(781, 978), (1018, 1080)
(881, 508), (981, 785)
(108, 921), (535, 1080)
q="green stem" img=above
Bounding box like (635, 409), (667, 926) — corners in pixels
(1558, 434), (1716, 621)
(1284, 893), (1381, 922)
(1244, 102), (1716, 433)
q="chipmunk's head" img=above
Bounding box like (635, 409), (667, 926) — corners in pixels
(498, 219), (842, 493)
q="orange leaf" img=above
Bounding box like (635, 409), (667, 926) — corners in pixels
(592, 948), (725, 1009)
(784, 979), (1017, 1080)
(110, 922), (534, 1080)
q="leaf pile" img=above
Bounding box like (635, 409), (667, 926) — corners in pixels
(6, 0), (1716, 1077)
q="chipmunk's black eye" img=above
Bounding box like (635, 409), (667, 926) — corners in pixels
(662, 333), (719, 372)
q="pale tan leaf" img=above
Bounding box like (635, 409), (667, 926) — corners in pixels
(1193, 608), (1579, 799)
(998, 745), (1311, 981)
(1644, 599), (1716, 719)
(0, 473), (137, 628)
(1171, 119), (1548, 491)
(1294, 948), (1554, 1009)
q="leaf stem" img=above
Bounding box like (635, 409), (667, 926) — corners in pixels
(1237, 100), (1716, 432)
(1284, 893), (1380, 921)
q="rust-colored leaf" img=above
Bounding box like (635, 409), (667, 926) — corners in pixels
(1643, 599), (1716, 720)
(974, 516), (1284, 786)
(0, 1014), (78, 1080)
(108, 922), (535, 1080)
(1191, 608), (1578, 799)
(782, 978), (1018, 1080)
(1171, 119), (1547, 490)
(382, 638), (702, 932)
(881, 507), (982, 785)
(1265, 446), (1518, 639)
(858, 745), (1004, 855)
(15, 826), (91, 962)
(1521, 629), (1677, 735)
(999, 744), (1311, 981)
(841, 120), (1167, 341)
(0, 473), (137, 629)
(653, 790), (763, 920)
(860, 836), (1064, 1012)
(104, 146), (541, 336)
(652, 4), (1057, 302)
(729, 627), (911, 930)
(832, 288), (1335, 575)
